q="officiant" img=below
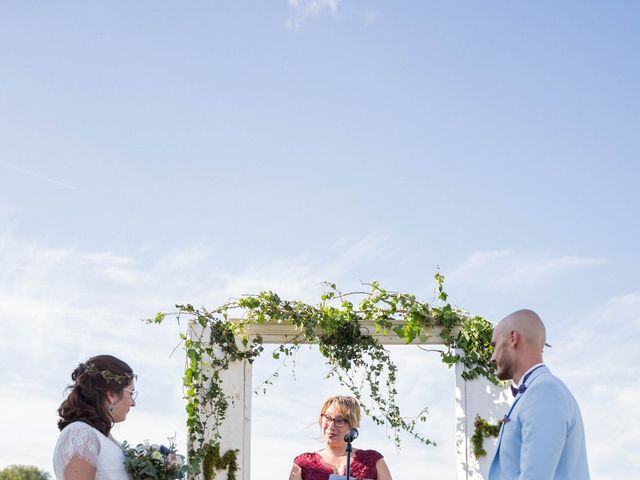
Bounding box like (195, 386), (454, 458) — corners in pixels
(289, 395), (392, 480)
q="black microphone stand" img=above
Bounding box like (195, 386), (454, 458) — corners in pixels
(343, 428), (358, 480)
(345, 438), (353, 480)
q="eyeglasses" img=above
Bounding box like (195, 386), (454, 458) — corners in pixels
(321, 413), (348, 428)
(123, 388), (138, 401)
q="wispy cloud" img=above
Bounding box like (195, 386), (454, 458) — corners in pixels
(0, 230), (392, 386)
(0, 230), (396, 474)
(206, 232), (392, 305)
(446, 249), (606, 293)
(441, 249), (639, 478)
(364, 10), (380, 25)
(286, 0), (341, 28)
(0, 161), (76, 190)
(4, 235), (635, 478)
(0, 199), (19, 217)
(548, 293), (640, 479)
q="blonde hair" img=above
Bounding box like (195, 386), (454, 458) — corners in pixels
(319, 395), (361, 428)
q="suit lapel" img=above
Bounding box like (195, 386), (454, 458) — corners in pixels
(495, 366), (550, 446)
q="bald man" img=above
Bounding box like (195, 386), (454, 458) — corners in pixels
(488, 309), (590, 480)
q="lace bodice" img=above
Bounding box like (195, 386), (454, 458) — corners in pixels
(53, 422), (129, 480)
(294, 449), (383, 480)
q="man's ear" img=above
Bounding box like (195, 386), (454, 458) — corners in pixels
(509, 330), (520, 347)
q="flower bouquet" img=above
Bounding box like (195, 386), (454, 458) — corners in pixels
(122, 441), (187, 480)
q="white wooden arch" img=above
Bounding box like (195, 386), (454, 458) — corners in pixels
(202, 321), (509, 480)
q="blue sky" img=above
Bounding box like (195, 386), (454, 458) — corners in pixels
(1, 1), (639, 479)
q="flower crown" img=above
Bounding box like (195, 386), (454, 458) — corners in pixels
(84, 362), (136, 385)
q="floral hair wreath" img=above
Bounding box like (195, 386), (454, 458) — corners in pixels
(83, 362), (137, 385)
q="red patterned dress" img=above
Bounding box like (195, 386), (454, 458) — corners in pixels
(293, 450), (383, 480)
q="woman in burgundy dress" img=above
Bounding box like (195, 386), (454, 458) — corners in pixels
(289, 395), (392, 480)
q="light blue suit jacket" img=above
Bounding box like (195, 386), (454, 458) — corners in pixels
(488, 365), (590, 480)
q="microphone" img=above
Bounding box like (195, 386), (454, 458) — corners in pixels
(344, 428), (359, 443)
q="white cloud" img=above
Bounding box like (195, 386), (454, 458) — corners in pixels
(364, 10), (380, 25)
(546, 293), (640, 479)
(286, 0), (341, 28)
(440, 249), (640, 478)
(0, 230), (396, 473)
(445, 249), (605, 296)
(0, 386), (61, 470)
(3, 235), (636, 478)
(0, 161), (76, 190)
(0, 199), (18, 217)
(212, 232), (393, 305)
(83, 251), (148, 286)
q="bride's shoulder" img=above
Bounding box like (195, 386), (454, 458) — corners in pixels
(61, 421), (100, 435)
(64, 421), (93, 431)
(54, 422), (103, 472)
(57, 422), (103, 447)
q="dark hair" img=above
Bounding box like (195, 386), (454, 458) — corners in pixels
(57, 354), (135, 436)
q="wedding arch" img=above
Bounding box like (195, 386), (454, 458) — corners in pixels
(150, 274), (509, 480)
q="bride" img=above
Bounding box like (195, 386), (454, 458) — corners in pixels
(53, 355), (137, 480)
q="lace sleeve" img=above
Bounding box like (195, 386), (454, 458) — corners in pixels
(54, 423), (102, 473)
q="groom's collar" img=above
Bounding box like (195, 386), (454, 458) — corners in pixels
(516, 362), (545, 388)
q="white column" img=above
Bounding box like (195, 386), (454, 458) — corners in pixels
(191, 322), (254, 480)
(455, 361), (510, 480)
(212, 358), (252, 480)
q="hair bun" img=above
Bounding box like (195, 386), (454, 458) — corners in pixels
(71, 362), (88, 381)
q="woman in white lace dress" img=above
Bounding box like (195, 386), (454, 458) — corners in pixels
(53, 355), (137, 480)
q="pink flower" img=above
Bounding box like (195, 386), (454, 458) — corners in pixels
(164, 453), (179, 470)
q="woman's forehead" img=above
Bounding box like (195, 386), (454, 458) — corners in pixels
(323, 403), (347, 417)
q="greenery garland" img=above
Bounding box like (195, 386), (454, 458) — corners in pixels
(84, 362), (136, 385)
(149, 272), (497, 479)
(471, 415), (502, 458)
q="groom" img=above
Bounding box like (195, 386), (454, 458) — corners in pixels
(488, 309), (590, 479)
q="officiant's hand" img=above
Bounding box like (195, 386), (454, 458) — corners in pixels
(288, 463), (302, 480)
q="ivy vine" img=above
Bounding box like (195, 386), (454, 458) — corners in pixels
(202, 443), (238, 480)
(149, 272), (496, 479)
(471, 415), (502, 458)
